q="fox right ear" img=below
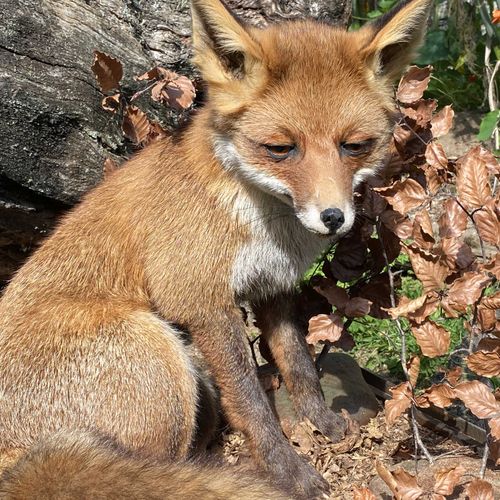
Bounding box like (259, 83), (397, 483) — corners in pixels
(359, 0), (432, 83)
(191, 0), (264, 87)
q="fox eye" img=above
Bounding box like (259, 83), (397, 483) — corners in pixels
(264, 144), (295, 160)
(340, 140), (374, 157)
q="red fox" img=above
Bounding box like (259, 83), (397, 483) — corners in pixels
(0, 0), (431, 497)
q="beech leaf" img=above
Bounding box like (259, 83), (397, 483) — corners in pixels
(474, 202), (500, 247)
(407, 356), (420, 387)
(404, 245), (449, 293)
(467, 351), (500, 378)
(454, 380), (500, 420)
(431, 105), (454, 138)
(122, 105), (151, 145)
(433, 465), (466, 495)
(375, 179), (427, 214)
(438, 198), (468, 239)
(465, 479), (494, 500)
(344, 297), (372, 318)
(396, 66), (432, 104)
(91, 51), (123, 93)
(445, 272), (492, 314)
(306, 313), (343, 345)
(422, 383), (456, 408)
(456, 146), (493, 210)
(425, 142), (448, 170)
(412, 321), (450, 358)
(376, 461), (424, 500)
(385, 382), (412, 425)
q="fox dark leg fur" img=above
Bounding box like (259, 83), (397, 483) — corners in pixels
(254, 294), (347, 442)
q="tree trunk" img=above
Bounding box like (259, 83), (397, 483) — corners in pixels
(0, 0), (351, 285)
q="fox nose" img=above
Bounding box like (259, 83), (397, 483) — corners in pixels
(320, 208), (345, 232)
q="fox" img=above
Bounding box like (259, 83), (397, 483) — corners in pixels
(0, 0), (431, 497)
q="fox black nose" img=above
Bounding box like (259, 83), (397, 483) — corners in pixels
(320, 208), (345, 232)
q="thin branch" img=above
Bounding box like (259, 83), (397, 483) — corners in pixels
(376, 221), (435, 464)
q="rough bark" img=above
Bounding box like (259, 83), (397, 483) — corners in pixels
(0, 0), (351, 285)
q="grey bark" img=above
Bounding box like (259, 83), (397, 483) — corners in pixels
(0, 0), (351, 284)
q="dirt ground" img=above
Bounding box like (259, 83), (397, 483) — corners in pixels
(220, 410), (499, 499)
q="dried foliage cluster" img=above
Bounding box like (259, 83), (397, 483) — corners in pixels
(91, 51), (195, 175)
(303, 66), (500, 497)
(91, 53), (499, 497)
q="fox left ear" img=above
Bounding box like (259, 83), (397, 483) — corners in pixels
(190, 0), (264, 87)
(359, 0), (432, 82)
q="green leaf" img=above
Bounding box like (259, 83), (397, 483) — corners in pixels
(367, 9), (382, 18)
(477, 110), (499, 142)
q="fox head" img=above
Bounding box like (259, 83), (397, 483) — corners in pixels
(191, 0), (431, 236)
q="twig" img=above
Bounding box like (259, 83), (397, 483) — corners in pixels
(480, 432), (489, 478)
(377, 220), (434, 464)
(411, 406), (435, 464)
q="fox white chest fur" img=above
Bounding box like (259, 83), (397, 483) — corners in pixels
(228, 187), (331, 299)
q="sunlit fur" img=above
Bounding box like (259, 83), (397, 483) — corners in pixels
(0, 0), (431, 496)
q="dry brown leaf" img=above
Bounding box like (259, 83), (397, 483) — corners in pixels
(404, 244), (449, 293)
(135, 66), (174, 81)
(407, 356), (420, 387)
(380, 209), (413, 239)
(445, 272), (492, 314)
(456, 146), (493, 210)
(433, 465), (466, 495)
(385, 382), (412, 425)
(454, 380), (500, 420)
(412, 321), (450, 358)
(490, 417), (500, 440)
(306, 313), (343, 345)
(481, 291), (500, 309)
(467, 351), (500, 378)
(412, 211), (435, 249)
(438, 198), (468, 239)
(101, 93), (121, 113)
(423, 383), (456, 408)
(478, 307), (497, 331)
(122, 105), (151, 145)
(376, 460), (424, 499)
(344, 297), (372, 318)
(375, 178), (428, 214)
(396, 66), (432, 104)
(431, 105), (454, 138)
(91, 51), (123, 93)
(313, 281), (349, 310)
(402, 99), (437, 127)
(165, 76), (196, 110)
(352, 486), (377, 500)
(480, 254), (500, 280)
(439, 238), (475, 270)
(474, 203), (500, 247)
(425, 142), (448, 170)
(330, 236), (367, 282)
(385, 295), (427, 319)
(465, 479), (494, 500)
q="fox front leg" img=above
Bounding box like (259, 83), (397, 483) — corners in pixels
(191, 308), (329, 499)
(253, 294), (347, 442)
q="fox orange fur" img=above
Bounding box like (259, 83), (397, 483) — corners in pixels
(0, 0), (431, 498)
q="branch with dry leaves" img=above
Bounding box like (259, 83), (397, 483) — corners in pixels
(91, 50), (196, 177)
(303, 66), (500, 495)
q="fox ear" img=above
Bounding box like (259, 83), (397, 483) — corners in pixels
(191, 0), (264, 86)
(359, 0), (432, 82)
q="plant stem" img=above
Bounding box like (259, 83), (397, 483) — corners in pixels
(377, 220), (435, 463)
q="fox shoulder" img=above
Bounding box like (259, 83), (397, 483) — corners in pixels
(0, 431), (290, 500)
